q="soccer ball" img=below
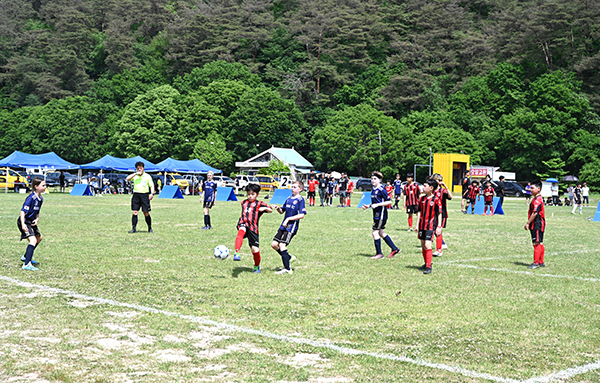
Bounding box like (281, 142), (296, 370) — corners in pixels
(214, 245), (229, 260)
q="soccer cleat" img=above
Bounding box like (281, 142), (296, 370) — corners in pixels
(539, 262), (546, 267)
(423, 267), (432, 274)
(488, 213), (492, 216)
(22, 263), (39, 271)
(201, 226), (209, 230)
(289, 254), (297, 263)
(527, 263), (540, 269)
(233, 253), (241, 261)
(128, 229), (136, 233)
(370, 254), (384, 259)
(387, 249), (401, 258)
(21, 256), (38, 265)
(441, 243), (448, 250)
(432, 251), (443, 257)
(253, 266), (261, 273)
(148, 228), (154, 233)
(481, 213), (486, 216)
(407, 228), (413, 232)
(275, 268), (293, 275)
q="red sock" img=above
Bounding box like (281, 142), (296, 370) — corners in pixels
(533, 244), (540, 264)
(539, 244), (545, 263)
(436, 235), (443, 252)
(252, 251), (261, 267)
(235, 229), (245, 252)
(490, 206), (494, 215)
(422, 247), (427, 263)
(425, 249), (433, 268)
(408, 216), (413, 228)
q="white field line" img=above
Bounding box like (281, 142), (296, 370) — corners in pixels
(1, 274), (598, 383)
(440, 249), (597, 265)
(441, 263), (600, 283)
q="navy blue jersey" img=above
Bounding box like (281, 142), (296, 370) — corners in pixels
(327, 180), (336, 194)
(21, 192), (43, 221)
(279, 195), (307, 234)
(371, 185), (389, 221)
(203, 181), (218, 202)
(393, 180), (403, 194)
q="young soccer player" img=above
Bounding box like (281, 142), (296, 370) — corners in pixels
(362, 172), (401, 259)
(465, 180), (480, 214)
(385, 181), (393, 201)
(18, 177), (46, 270)
(346, 178), (354, 207)
(392, 174), (403, 209)
(337, 173), (348, 207)
(525, 180), (545, 269)
(572, 183), (583, 215)
(271, 180), (306, 274)
(233, 183), (273, 272)
(307, 175), (318, 206)
(461, 171), (471, 213)
(431, 173), (452, 257)
(416, 178), (442, 274)
(482, 181), (495, 216)
(403, 173), (421, 231)
(327, 177), (336, 206)
(200, 171), (218, 229)
(126, 161), (155, 233)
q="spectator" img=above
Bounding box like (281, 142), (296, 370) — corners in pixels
(567, 184), (574, 206)
(551, 182), (559, 205)
(582, 182), (590, 207)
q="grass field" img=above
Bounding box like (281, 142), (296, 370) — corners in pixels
(1, 191), (599, 383)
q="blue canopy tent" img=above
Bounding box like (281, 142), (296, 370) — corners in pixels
(117, 156), (160, 172)
(154, 158), (222, 174)
(79, 155), (133, 171)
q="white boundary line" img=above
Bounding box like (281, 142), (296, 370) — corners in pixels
(440, 263), (600, 282)
(441, 249), (598, 265)
(1, 274), (598, 382)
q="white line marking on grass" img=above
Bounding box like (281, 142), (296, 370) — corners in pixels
(441, 249), (599, 265)
(1, 274), (598, 382)
(442, 263), (600, 283)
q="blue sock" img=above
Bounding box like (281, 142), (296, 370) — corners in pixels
(374, 239), (382, 255)
(383, 235), (398, 251)
(24, 244), (35, 265)
(281, 250), (291, 270)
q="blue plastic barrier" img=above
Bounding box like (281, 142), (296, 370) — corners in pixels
(356, 192), (371, 208)
(216, 187), (238, 202)
(70, 184), (93, 196)
(158, 185), (184, 199)
(269, 189), (293, 205)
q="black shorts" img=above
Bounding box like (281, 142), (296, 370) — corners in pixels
(238, 226), (260, 248)
(203, 200), (215, 209)
(17, 217), (41, 240)
(574, 197), (582, 205)
(468, 198), (476, 205)
(307, 191), (316, 198)
(394, 193), (402, 199)
(273, 229), (295, 245)
(406, 204), (418, 214)
(462, 191), (469, 199)
(131, 193), (151, 212)
(418, 229), (434, 241)
(530, 229), (544, 243)
(485, 200), (493, 206)
(372, 219), (387, 230)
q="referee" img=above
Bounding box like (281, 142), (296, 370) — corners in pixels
(126, 161), (155, 233)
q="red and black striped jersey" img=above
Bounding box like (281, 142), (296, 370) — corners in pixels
(483, 186), (495, 201)
(237, 200), (268, 233)
(467, 185), (480, 199)
(404, 183), (420, 205)
(528, 195), (546, 231)
(435, 188), (450, 217)
(417, 194), (441, 231)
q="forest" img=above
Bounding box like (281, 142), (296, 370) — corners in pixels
(1, 0), (599, 186)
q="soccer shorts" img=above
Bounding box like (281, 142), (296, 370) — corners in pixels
(468, 198), (476, 205)
(372, 219), (387, 230)
(239, 228), (260, 248)
(131, 193), (151, 212)
(273, 229), (295, 245)
(17, 217), (41, 240)
(530, 229), (544, 243)
(307, 191), (316, 198)
(406, 204), (418, 214)
(203, 200), (215, 209)
(394, 193), (402, 199)
(574, 197), (582, 205)
(462, 191), (469, 199)
(418, 229), (434, 241)
(485, 200), (493, 206)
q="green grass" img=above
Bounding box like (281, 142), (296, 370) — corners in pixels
(0, 192), (599, 382)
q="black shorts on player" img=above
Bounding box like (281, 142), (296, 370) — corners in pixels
(273, 229), (295, 245)
(131, 193), (151, 212)
(307, 191), (316, 198)
(394, 193), (402, 199)
(468, 198), (476, 205)
(372, 219), (387, 230)
(203, 200), (215, 209)
(406, 204), (418, 214)
(530, 229), (544, 243)
(418, 229), (434, 241)
(17, 217), (40, 240)
(241, 228), (260, 248)
(485, 200), (493, 206)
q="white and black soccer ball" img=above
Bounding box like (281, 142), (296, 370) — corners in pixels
(214, 245), (229, 260)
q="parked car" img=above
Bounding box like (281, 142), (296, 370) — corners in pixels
(0, 168), (30, 191)
(183, 174), (203, 194)
(152, 173), (189, 190)
(501, 181), (527, 197)
(213, 175), (235, 188)
(256, 175), (279, 191)
(355, 178), (373, 192)
(46, 171), (77, 186)
(235, 175), (260, 192)
(105, 173), (129, 186)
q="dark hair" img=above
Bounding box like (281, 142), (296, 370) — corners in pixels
(135, 161), (145, 169)
(531, 180), (542, 189)
(371, 171), (383, 180)
(31, 177), (44, 190)
(472, 180), (479, 185)
(424, 178), (438, 190)
(246, 183), (261, 194)
(406, 173), (414, 178)
(499, 176), (505, 180)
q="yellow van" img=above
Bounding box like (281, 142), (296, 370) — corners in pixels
(256, 175), (279, 191)
(0, 168), (30, 191)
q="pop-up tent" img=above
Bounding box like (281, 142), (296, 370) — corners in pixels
(154, 157), (221, 174)
(0, 151), (80, 170)
(80, 155), (132, 171)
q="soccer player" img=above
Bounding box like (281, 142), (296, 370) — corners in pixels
(318, 173), (328, 206)
(385, 181), (393, 201)
(461, 171), (471, 213)
(307, 174), (318, 206)
(465, 180), (480, 214)
(271, 180), (307, 274)
(346, 178), (354, 207)
(482, 181), (495, 216)
(233, 183), (272, 272)
(18, 177), (46, 270)
(403, 173), (421, 231)
(126, 161), (155, 233)
(431, 173), (452, 257)
(416, 178), (442, 274)
(200, 171), (218, 229)
(392, 174), (403, 209)
(525, 180), (545, 268)
(572, 183), (583, 215)
(327, 177), (336, 206)
(362, 171), (401, 259)
(337, 173), (348, 207)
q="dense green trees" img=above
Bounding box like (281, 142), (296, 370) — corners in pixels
(0, 0), (599, 186)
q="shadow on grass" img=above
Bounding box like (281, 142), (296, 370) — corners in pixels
(405, 265), (424, 270)
(356, 253), (375, 258)
(512, 261), (533, 267)
(232, 266), (254, 278)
